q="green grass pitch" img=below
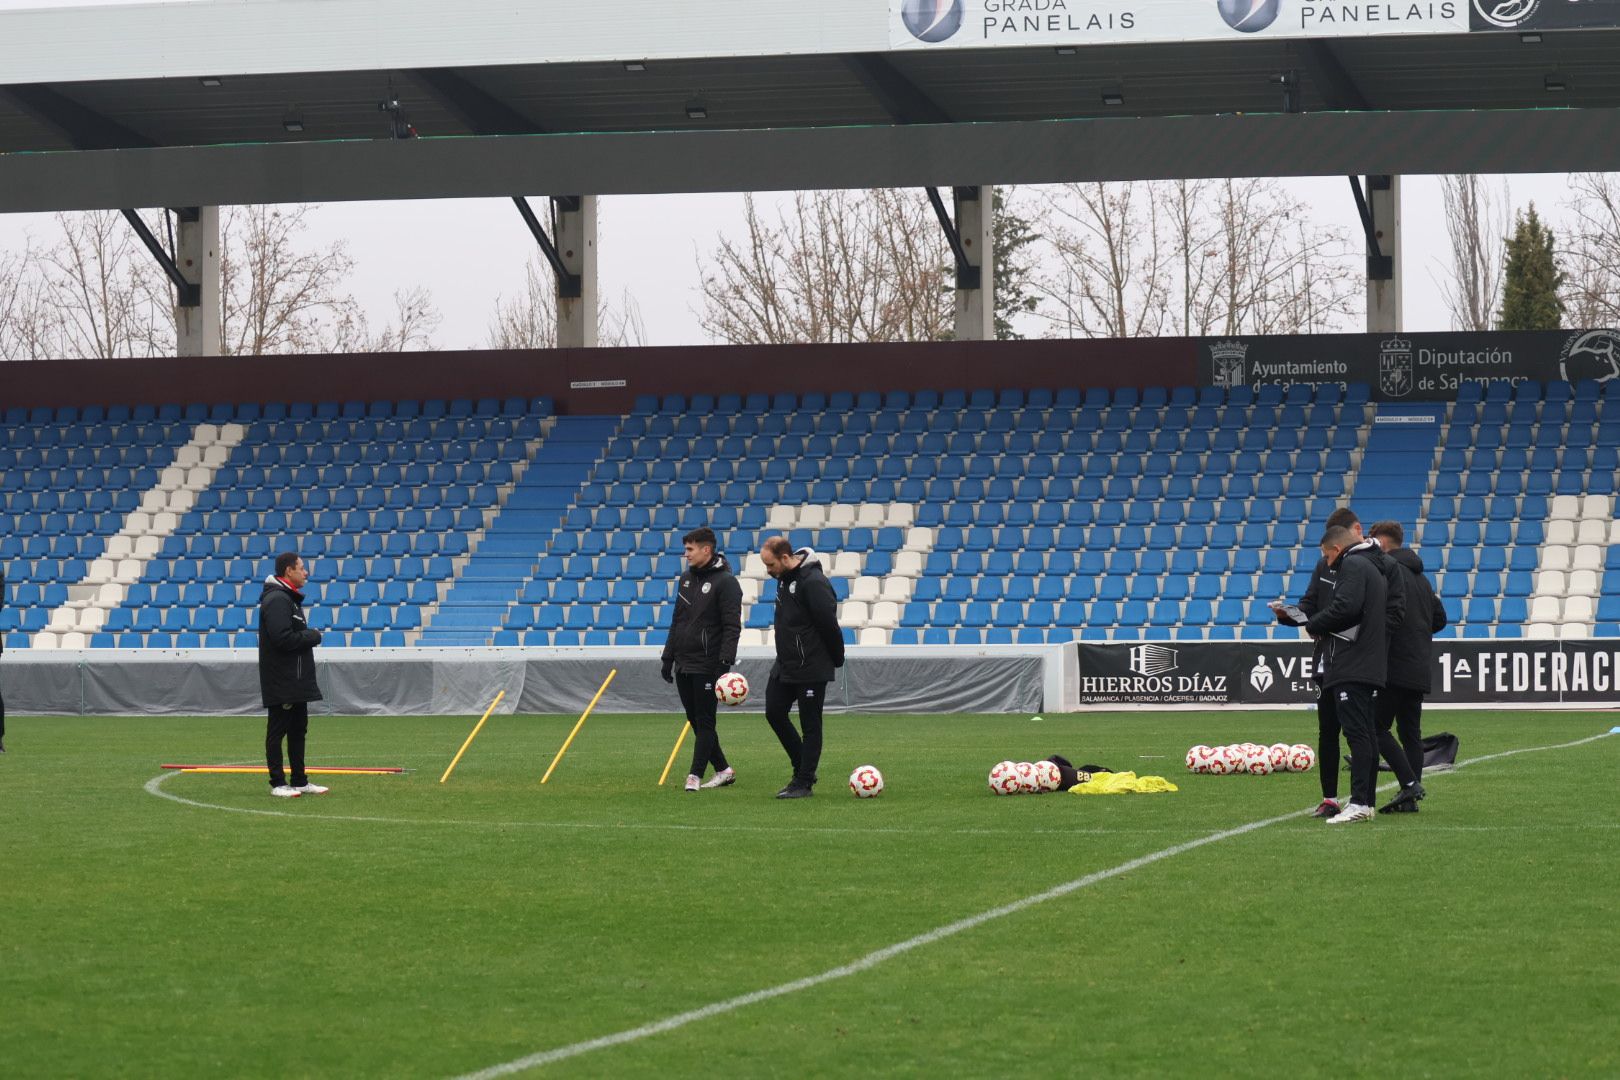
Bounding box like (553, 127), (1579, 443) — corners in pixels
(1, 709), (1616, 1078)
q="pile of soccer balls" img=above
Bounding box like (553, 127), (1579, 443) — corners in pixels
(1186, 742), (1316, 775)
(987, 759), (1064, 795)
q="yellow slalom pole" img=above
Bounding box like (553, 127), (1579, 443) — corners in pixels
(439, 689), (506, 784)
(657, 722), (692, 786)
(540, 669), (617, 784)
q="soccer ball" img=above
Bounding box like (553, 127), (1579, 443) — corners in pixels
(848, 765), (884, 798)
(1225, 745), (1250, 774)
(1288, 744), (1317, 772)
(1245, 747), (1274, 775)
(1267, 743), (1292, 771)
(714, 672), (749, 706)
(1012, 761), (1039, 793)
(1186, 745), (1213, 773)
(988, 761), (1020, 795)
(1207, 747), (1235, 776)
(1033, 760), (1063, 792)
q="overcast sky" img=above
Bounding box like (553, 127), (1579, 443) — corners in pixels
(0, 173), (1586, 352)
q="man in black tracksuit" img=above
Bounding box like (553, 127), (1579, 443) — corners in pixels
(1280, 507), (1405, 816)
(258, 552), (325, 797)
(1307, 526), (1388, 824)
(1370, 520), (1447, 813)
(660, 527), (743, 793)
(760, 536), (846, 799)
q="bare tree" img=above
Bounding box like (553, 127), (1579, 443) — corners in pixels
(1031, 178), (1360, 339)
(1562, 172), (1620, 327)
(484, 256), (648, 349)
(1434, 174), (1510, 331)
(0, 242), (60, 361)
(697, 189), (951, 344)
(35, 210), (174, 358)
(329, 286), (444, 353)
(218, 204), (369, 355)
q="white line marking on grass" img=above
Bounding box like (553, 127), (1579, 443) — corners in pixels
(450, 729), (1617, 1079)
(140, 773), (1188, 838)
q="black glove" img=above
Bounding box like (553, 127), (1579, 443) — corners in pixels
(661, 660), (674, 683)
(720, 661), (734, 674)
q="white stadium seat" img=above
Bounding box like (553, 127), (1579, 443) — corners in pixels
(869, 601), (900, 629)
(47, 609), (77, 632)
(124, 511), (152, 535)
(219, 422), (245, 443)
(740, 553), (768, 580)
(152, 512), (179, 535)
(737, 628), (765, 648)
(1546, 520), (1575, 546)
(115, 559), (144, 583)
(837, 601), (869, 628)
(140, 489), (169, 514)
(1525, 623), (1557, 641)
(902, 527), (933, 552)
(892, 551), (923, 578)
(1609, 521), (1620, 546)
(826, 504), (856, 528)
(193, 422), (220, 445)
(202, 443), (231, 467)
(1576, 519), (1606, 545)
(77, 608), (107, 632)
(1534, 570), (1566, 596)
(32, 632), (58, 651)
(829, 552), (862, 578)
(798, 505), (827, 529)
(84, 558), (116, 586)
(1568, 569), (1599, 597)
(766, 506), (796, 530)
(106, 536), (134, 559)
(133, 535), (161, 558)
(855, 504), (886, 528)
(1580, 494), (1611, 520)
(159, 466), (185, 488)
(739, 578), (763, 603)
(1529, 596), (1561, 623)
(168, 489), (197, 514)
(886, 504), (916, 528)
(1549, 495), (1580, 521)
(1560, 623), (1590, 640)
(858, 627), (889, 646)
(1563, 596), (1595, 624)
(59, 632), (87, 650)
(185, 467), (210, 490)
(879, 577), (913, 603)
(175, 445), (201, 468)
(1542, 546), (1571, 572)
(849, 577), (880, 603)
(1573, 545), (1602, 571)
(97, 583), (126, 607)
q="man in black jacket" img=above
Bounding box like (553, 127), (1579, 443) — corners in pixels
(1277, 506), (1405, 817)
(1307, 526), (1388, 825)
(1369, 520), (1447, 813)
(660, 527), (743, 793)
(258, 552), (325, 797)
(760, 536), (847, 799)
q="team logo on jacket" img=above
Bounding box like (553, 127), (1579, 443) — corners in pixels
(789, 582), (798, 595)
(1379, 336), (1414, 398)
(702, 582), (712, 594)
(1249, 655), (1275, 693)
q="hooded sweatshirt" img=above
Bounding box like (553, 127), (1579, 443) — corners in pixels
(661, 551), (742, 677)
(771, 547), (846, 683)
(258, 576), (323, 708)
(1384, 546), (1447, 693)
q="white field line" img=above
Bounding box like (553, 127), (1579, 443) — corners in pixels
(449, 729), (1617, 1080)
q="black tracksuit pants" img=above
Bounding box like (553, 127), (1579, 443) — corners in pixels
(1376, 686), (1426, 783)
(1331, 683), (1380, 808)
(1316, 688), (1340, 801)
(676, 672), (729, 778)
(266, 702), (309, 788)
(765, 674), (827, 786)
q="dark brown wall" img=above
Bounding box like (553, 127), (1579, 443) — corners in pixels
(0, 338), (1198, 415)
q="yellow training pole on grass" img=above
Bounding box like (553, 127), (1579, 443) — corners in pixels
(657, 722), (692, 786)
(439, 689), (506, 783)
(540, 669), (617, 784)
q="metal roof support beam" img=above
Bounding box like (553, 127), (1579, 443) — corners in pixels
(120, 208), (200, 308)
(1351, 174), (1402, 332)
(926, 185), (981, 292)
(1, 84), (154, 151)
(552, 195), (596, 348)
(952, 186), (994, 341)
(843, 54), (952, 126)
(412, 68), (546, 135)
(173, 206), (221, 356)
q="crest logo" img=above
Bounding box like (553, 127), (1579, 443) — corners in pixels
(1209, 340), (1249, 388)
(1129, 643), (1179, 677)
(1559, 328), (1620, 384)
(1472, 0), (1541, 28)
(900, 0), (964, 42)
(1379, 336), (1414, 398)
(1249, 655), (1275, 693)
(1217, 0), (1280, 32)
(702, 581), (712, 594)
(789, 581), (798, 595)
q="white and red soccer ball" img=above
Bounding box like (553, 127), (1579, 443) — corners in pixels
(1012, 761), (1040, 794)
(1244, 747), (1274, 775)
(1186, 745), (1212, 773)
(1288, 744), (1317, 772)
(715, 672), (749, 706)
(848, 764), (883, 798)
(988, 760), (1020, 795)
(1267, 743), (1292, 771)
(1033, 760), (1063, 792)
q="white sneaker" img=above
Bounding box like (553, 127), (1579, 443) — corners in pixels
(701, 767), (736, 789)
(684, 774), (701, 792)
(1326, 803), (1375, 824)
(294, 783), (329, 795)
(270, 785), (302, 798)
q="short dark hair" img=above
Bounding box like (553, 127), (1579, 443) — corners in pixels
(683, 527), (717, 548)
(1368, 520), (1404, 547)
(1325, 507), (1360, 530)
(762, 535), (793, 559)
(1320, 525), (1356, 551)
(274, 551), (301, 576)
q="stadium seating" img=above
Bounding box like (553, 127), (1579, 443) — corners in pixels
(5, 377), (1617, 649)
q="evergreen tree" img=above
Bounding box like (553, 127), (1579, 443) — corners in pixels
(1498, 203), (1564, 330)
(992, 188), (1041, 340)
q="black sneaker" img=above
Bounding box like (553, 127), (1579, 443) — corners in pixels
(1380, 782), (1426, 814)
(775, 782), (813, 799)
(1311, 799), (1342, 818)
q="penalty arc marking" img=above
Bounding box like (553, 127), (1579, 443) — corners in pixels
(447, 730), (1616, 1079)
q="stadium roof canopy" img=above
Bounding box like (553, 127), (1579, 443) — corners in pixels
(2, 0), (1619, 212)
